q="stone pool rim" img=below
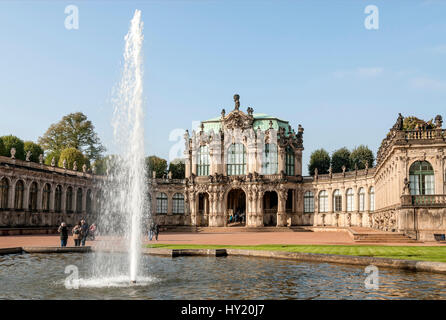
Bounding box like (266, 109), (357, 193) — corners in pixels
(2, 246), (446, 275)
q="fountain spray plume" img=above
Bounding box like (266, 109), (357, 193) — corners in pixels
(110, 9), (147, 283)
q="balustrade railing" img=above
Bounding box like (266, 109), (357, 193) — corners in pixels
(404, 129), (445, 140)
(401, 194), (446, 206)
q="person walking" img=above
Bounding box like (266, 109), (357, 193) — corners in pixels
(89, 223), (96, 240)
(72, 222), (82, 247)
(58, 222), (69, 247)
(154, 223), (160, 241)
(80, 219), (89, 246)
(148, 222), (154, 241)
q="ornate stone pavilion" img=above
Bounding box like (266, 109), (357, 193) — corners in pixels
(1, 95), (445, 240)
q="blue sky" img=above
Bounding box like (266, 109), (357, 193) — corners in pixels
(0, 0), (445, 175)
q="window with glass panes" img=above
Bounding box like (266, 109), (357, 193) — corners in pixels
(262, 143), (278, 174)
(346, 188), (354, 212)
(304, 191), (314, 213)
(333, 190), (342, 212)
(156, 192), (168, 214)
(197, 145), (210, 176)
(318, 190), (328, 213)
(369, 187), (375, 211)
(172, 193), (184, 214)
(227, 143), (246, 175)
(359, 188), (365, 212)
(285, 146), (295, 176)
(409, 161), (435, 195)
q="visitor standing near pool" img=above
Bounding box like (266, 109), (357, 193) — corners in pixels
(58, 222), (68, 247)
(80, 219), (89, 246)
(154, 223), (160, 241)
(72, 222), (82, 246)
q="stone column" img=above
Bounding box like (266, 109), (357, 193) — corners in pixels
(278, 147), (285, 174)
(8, 181), (15, 210)
(189, 192), (197, 226)
(276, 187), (287, 227)
(61, 187), (67, 214)
(37, 184), (43, 211)
(23, 181), (30, 211)
(82, 188), (87, 215)
(294, 149), (302, 176)
(49, 185), (55, 212)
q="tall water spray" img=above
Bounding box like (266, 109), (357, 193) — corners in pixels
(91, 9), (147, 284)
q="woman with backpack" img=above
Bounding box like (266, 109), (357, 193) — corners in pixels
(72, 221), (82, 246)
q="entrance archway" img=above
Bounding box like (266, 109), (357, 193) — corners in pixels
(197, 192), (209, 226)
(263, 191), (278, 226)
(227, 189), (246, 226)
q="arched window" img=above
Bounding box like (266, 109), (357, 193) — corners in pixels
(285, 146), (295, 176)
(318, 190), (328, 213)
(76, 188), (83, 213)
(369, 187), (375, 212)
(409, 161), (435, 195)
(227, 143), (246, 175)
(86, 189), (92, 214)
(55, 185), (62, 212)
(29, 182), (38, 211)
(14, 180), (24, 210)
(197, 145), (210, 176)
(262, 143), (278, 174)
(358, 187), (365, 212)
(172, 193), (185, 214)
(333, 189), (342, 212)
(156, 192), (168, 214)
(0, 178), (9, 209)
(304, 191), (314, 213)
(346, 188), (354, 212)
(66, 187), (73, 213)
(42, 184), (51, 211)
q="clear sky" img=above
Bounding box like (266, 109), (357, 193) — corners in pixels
(0, 0), (445, 175)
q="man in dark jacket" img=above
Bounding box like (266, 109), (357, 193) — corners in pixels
(58, 222), (68, 247)
(154, 223), (160, 241)
(80, 219), (89, 246)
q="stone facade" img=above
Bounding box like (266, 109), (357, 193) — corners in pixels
(1, 95), (445, 241)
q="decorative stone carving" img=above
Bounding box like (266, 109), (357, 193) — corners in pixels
(234, 94), (240, 110)
(51, 157), (55, 167)
(403, 177), (411, 195)
(435, 115), (443, 128)
(10, 148), (16, 159)
(62, 159), (67, 169)
(73, 161), (77, 171)
(82, 164), (87, 173)
(26, 151), (31, 162)
(39, 154), (44, 165)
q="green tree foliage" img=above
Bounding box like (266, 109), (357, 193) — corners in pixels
(169, 158), (185, 179)
(146, 155), (168, 178)
(0, 135), (25, 160)
(331, 147), (351, 173)
(38, 112), (105, 162)
(0, 139), (5, 157)
(350, 145), (374, 169)
(308, 149), (330, 175)
(24, 141), (44, 163)
(58, 147), (89, 171)
(403, 116), (435, 131)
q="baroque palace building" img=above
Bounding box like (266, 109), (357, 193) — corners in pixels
(1, 94), (445, 240)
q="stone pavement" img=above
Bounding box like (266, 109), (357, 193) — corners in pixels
(0, 230), (444, 248)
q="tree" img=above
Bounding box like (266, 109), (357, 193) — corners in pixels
(350, 145), (374, 169)
(58, 147), (89, 170)
(308, 149), (330, 175)
(0, 139), (5, 157)
(331, 147), (351, 173)
(38, 112), (105, 161)
(24, 141), (44, 163)
(169, 158), (185, 179)
(44, 151), (61, 166)
(146, 156), (167, 178)
(0, 135), (25, 160)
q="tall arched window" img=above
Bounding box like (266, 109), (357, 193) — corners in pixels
(0, 178), (9, 209)
(29, 182), (38, 211)
(14, 180), (24, 210)
(76, 188), (83, 213)
(197, 145), (210, 176)
(66, 187), (73, 213)
(55, 185), (62, 212)
(172, 193), (185, 214)
(227, 143), (246, 175)
(304, 191), (314, 213)
(285, 146), (295, 176)
(86, 189), (92, 214)
(333, 189), (342, 212)
(42, 184), (51, 211)
(318, 190), (328, 213)
(369, 187), (375, 212)
(262, 143), (278, 174)
(358, 187), (365, 212)
(156, 192), (168, 214)
(409, 161), (435, 195)
(346, 188), (354, 212)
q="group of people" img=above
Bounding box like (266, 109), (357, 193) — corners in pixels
(57, 220), (96, 247)
(148, 222), (160, 241)
(229, 211), (245, 224)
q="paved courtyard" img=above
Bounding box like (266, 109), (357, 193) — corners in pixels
(0, 230), (444, 248)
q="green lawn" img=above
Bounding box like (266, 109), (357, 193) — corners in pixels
(146, 244), (446, 263)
